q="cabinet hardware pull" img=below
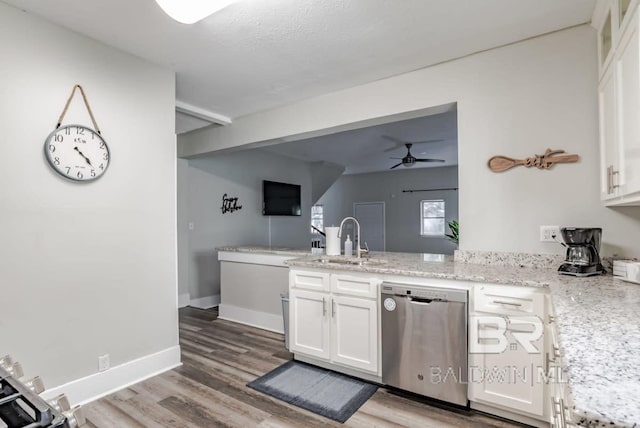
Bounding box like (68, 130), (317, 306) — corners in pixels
(492, 300), (522, 307)
(322, 297), (326, 316)
(546, 351), (556, 373)
(331, 299), (336, 317)
(548, 315), (555, 324)
(558, 398), (567, 427)
(612, 168), (620, 190)
(553, 344), (561, 358)
(607, 165), (612, 194)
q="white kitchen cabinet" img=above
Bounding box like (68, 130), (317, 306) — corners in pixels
(330, 295), (378, 372)
(289, 289), (330, 359)
(289, 269), (380, 375)
(598, 4), (640, 205)
(469, 284), (547, 419)
(599, 62), (620, 201)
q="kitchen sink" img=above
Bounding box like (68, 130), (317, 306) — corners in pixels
(312, 256), (388, 266)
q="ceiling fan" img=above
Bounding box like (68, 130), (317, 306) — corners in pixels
(389, 143), (445, 169)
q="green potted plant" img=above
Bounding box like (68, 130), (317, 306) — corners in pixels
(445, 220), (459, 245)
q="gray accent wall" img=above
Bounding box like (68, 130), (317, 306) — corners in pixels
(0, 3), (178, 389)
(319, 166), (459, 254)
(180, 150), (314, 301)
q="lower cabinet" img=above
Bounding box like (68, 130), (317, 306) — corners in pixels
(289, 289), (330, 360)
(330, 295), (378, 372)
(469, 284), (548, 419)
(469, 326), (545, 416)
(289, 270), (379, 375)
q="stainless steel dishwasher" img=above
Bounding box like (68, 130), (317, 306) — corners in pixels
(381, 282), (468, 406)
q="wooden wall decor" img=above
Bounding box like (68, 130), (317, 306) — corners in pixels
(488, 149), (579, 173)
(221, 193), (242, 214)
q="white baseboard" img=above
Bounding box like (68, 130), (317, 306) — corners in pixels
(178, 293), (191, 308)
(189, 294), (220, 309)
(40, 346), (181, 407)
(218, 303), (284, 334)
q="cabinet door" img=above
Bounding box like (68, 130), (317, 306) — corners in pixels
(617, 10), (640, 197)
(599, 61), (620, 200)
(289, 289), (330, 360)
(330, 295), (378, 373)
(469, 324), (545, 416)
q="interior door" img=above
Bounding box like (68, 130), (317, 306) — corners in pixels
(354, 202), (385, 251)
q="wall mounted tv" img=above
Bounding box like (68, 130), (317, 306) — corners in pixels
(263, 180), (302, 216)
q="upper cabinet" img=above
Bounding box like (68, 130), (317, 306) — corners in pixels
(596, 0), (640, 205)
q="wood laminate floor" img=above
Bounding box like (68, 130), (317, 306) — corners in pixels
(83, 307), (523, 428)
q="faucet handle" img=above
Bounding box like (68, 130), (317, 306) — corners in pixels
(360, 242), (369, 257)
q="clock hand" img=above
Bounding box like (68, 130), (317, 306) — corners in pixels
(74, 146), (94, 168)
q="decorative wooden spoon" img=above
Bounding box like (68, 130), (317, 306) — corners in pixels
(488, 149), (579, 172)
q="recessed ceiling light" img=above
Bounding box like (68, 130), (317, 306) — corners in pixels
(154, 0), (238, 24)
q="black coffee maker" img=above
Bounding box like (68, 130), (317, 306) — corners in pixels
(558, 227), (605, 277)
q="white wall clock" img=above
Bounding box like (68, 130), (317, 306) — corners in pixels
(45, 85), (110, 182)
(44, 124), (110, 182)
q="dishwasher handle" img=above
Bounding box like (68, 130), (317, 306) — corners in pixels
(409, 296), (446, 304)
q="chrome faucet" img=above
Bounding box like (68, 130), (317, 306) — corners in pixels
(338, 216), (369, 258)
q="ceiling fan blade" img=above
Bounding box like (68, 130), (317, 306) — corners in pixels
(381, 135), (405, 144)
(411, 138), (445, 144)
(390, 162), (403, 169)
(415, 158), (445, 163)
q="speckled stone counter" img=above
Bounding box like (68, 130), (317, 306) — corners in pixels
(216, 245), (312, 257)
(286, 251), (640, 428)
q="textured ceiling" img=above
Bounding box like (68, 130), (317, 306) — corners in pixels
(2, 0), (595, 123)
(263, 107), (458, 174)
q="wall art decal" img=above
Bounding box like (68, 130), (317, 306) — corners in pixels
(221, 193), (242, 214)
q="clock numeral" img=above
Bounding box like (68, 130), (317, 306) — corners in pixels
(91, 170), (96, 178)
(76, 127), (85, 135)
(64, 128), (71, 135)
(99, 163), (104, 171)
(99, 142), (105, 150)
(54, 135), (63, 143)
(54, 157), (60, 166)
(65, 167), (71, 175)
(91, 133), (95, 139)
(49, 145), (55, 153)
(77, 171), (84, 179)
(103, 153), (109, 161)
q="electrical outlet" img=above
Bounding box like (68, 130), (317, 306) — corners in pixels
(540, 225), (560, 242)
(98, 354), (110, 372)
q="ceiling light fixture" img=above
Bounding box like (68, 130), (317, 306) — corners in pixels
(154, 0), (238, 24)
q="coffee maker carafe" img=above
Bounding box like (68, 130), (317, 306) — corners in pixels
(558, 227), (605, 277)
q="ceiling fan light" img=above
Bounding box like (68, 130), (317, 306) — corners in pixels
(154, 0), (238, 24)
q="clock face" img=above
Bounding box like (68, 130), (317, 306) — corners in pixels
(44, 124), (110, 182)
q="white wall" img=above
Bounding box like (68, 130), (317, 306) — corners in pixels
(180, 25), (640, 257)
(0, 3), (179, 396)
(319, 166), (459, 254)
(181, 150), (313, 302)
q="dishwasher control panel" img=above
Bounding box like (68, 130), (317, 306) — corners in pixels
(381, 283), (466, 303)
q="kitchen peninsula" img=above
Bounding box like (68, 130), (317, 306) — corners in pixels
(218, 246), (640, 428)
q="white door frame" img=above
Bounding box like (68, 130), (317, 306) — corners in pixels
(353, 201), (386, 251)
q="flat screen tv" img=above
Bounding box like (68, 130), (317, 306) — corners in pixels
(263, 180), (302, 216)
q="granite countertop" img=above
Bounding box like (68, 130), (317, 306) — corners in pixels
(286, 251), (640, 428)
(216, 246), (312, 257)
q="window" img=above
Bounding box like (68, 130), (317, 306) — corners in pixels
(311, 204), (324, 234)
(421, 200), (445, 236)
